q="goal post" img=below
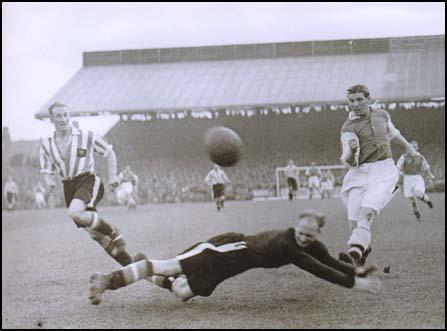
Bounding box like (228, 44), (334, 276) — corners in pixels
(275, 164), (347, 198)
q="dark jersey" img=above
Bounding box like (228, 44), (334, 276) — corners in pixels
(341, 109), (396, 165)
(244, 228), (356, 287)
(398, 154), (429, 176)
(179, 228), (356, 296)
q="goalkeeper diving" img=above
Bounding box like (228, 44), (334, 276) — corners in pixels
(89, 209), (381, 304)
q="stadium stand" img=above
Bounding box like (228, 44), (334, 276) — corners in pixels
(3, 103), (445, 209)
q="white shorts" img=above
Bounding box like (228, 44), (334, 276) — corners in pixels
(403, 175), (425, 198)
(341, 158), (398, 221)
(116, 182), (134, 200)
(35, 192), (45, 206)
(321, 180), (333, 190)
(308, 176), (320, 188)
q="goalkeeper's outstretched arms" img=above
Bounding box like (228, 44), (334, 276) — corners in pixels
(303, 240), (381, 292)
(291, 249), (381, 293)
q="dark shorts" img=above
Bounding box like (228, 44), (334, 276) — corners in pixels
(212, 184), (225, 199)
(6, 192), (14, 204)
(287, 177), (298, 191)
(178, 232), (252, 297)
(63, 173), (104, 211)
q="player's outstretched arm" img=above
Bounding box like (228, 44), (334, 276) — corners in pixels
(291, 252), (355, 288)
(307, 241), (356, 275)
(105, 150), (120, 191)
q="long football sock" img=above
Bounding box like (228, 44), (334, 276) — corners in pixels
(87, 212), (115, 237)
(115, 251), (133, 266)
(411, 199), (420, 215)
(108, 260), (154, 290)
(417, 194), (430, 204)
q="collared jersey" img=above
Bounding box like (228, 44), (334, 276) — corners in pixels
(39, 126), (113, 180)
(340, 109), (400, 166)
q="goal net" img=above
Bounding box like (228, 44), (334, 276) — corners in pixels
(275, 164), (347, 199)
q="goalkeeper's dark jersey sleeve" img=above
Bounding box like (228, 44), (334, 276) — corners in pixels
(245, 228), (355, 288)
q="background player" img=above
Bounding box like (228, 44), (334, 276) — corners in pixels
(305, 162), (322, 200)
(284, 160), (300, 201)
(321, 169), (335, 199)
(339, 84), (419, 266)
(4, 176), (19, 213)
(396, 141), (435, 221)
(117, 165), (139, 209)
(39, 102), (136, 267)
(34, 182), (47, 209)
(205, 164), (231, 211)
(89, 210), (381, 305)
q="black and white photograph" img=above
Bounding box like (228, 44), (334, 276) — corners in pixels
(2, 2), (445, 329)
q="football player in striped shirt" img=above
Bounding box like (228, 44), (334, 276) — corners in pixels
(89, 210), (381, 305)
(39, 102), (136, 267)
(339, 84), (418, 266)
(205, 164), (231, 211)
(396, 141), (435, 221)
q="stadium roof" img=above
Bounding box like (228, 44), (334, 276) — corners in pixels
(35, 35), (445, 119)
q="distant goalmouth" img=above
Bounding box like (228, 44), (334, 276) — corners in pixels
(273, 164), (347, 200)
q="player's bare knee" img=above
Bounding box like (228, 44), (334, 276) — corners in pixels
(349, 220), (358, 233)
(359, 207), (376, 221)
(68, 209), (89, 227)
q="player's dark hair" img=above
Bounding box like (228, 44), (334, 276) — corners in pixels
(48, 102), (68, 115)
(347, 84), (370, 98)
(299, 210), (326, 229)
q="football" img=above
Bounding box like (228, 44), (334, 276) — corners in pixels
(204, 126), (243, 167)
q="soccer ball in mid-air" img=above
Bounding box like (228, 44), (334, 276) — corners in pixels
(204, 126), (243, 167)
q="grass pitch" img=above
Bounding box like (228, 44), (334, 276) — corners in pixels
(2, 194), (445, 328)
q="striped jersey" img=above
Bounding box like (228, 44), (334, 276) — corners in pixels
(205, 168), (230, 186)
(396, 153), (430, 176)
(39, 126), (113, 180)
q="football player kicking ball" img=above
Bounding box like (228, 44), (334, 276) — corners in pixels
(339, 84), (419, 266)
(89, 210), (381, 305)
(396, 141), (435, 221)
